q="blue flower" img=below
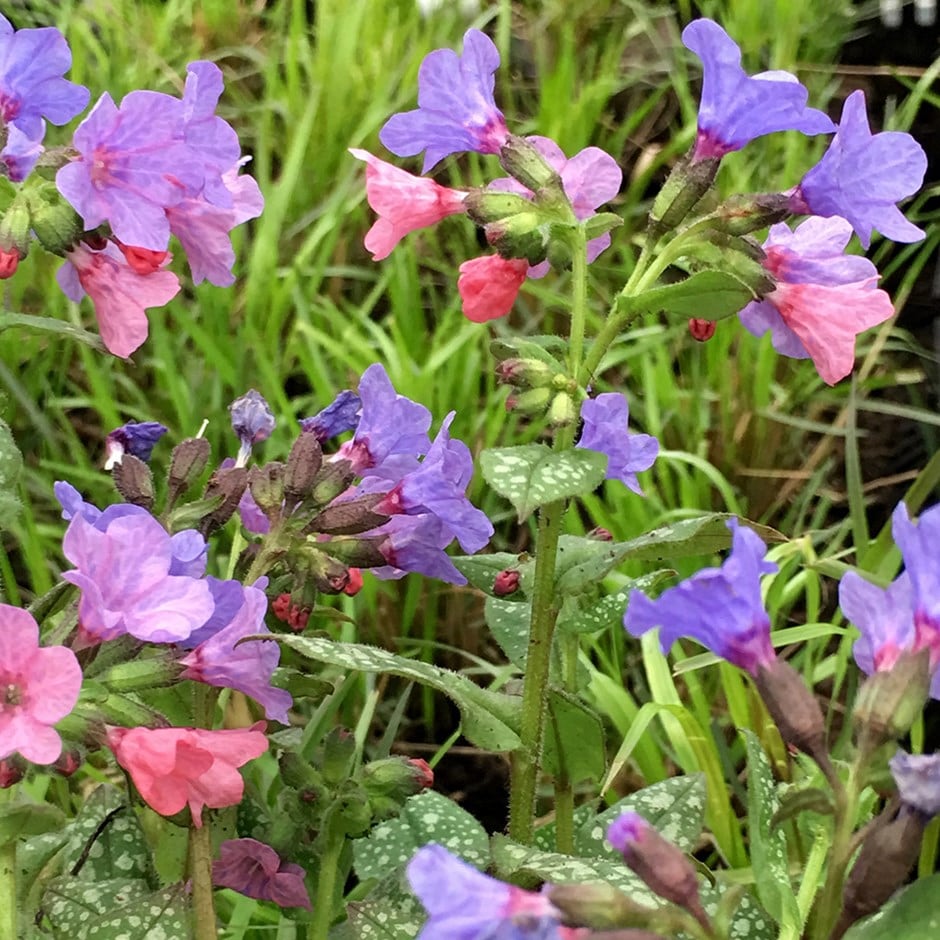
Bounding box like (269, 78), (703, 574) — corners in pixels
(104, 420), (168, 469)
(299, 389), (362, 442)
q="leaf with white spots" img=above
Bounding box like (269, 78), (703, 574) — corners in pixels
(279, 636), (521, 751)
(353, 790), (490, 883)
(743, 731), (801, 934)
(481, 445), (608, 521)
(452, 552), (529, 599)
(347, 873), (424, 940)
(843, 873), (940, 939)
(556, 570), (675, 634)
(701, 882), (778, 940)
(484, 596), (532, 670)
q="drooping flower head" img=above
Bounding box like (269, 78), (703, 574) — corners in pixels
(214, 838), (311, 909)
(576, 393), (658, 495)
(625, 518), (778, 675)
(682, 18), (834, 162)
(104, 420), (168, 470)
(230, 389), (275, 466)
(458, 254), (529, 323)
(840, 502), (940, 697)
(106, 723), (268, 826)
(299, 389), (361, 442)
(0, 605), (82, 765)
(889, 751), (940, 819)
(379, 29), (510, 172)
(350, 149), (468, 260)
(737, 216), (894, 385)
(788, 90), (927, 248)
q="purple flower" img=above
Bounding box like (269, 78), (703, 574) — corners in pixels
(183, 576), (247, 648)
(0, 123), (42, 181)
(682, 19), (834, 162)
(489, 136), (622, 276)
(104, 420), (168, 470)
(334, 364), (431, 476)
(787, 90), (927, 248)
(372, 515), (466, 585)
(214, 838), (311, 909)
(61, 505), (214, 646)
(379, 29), (510, 172)
(407, 844), (563, 940)
(230, 389), (275, 465)
(576, 393), (658, 495)
(737, 216), (894, 386)
(180, 582), (292, 723)
(889, 751), (940, 818)
(0, 15), (89, 143)
(840, 502), (940, 696)
(372, 413), (493, 553)
(299, 389), (362, 442)
(625, 519), (778, 675)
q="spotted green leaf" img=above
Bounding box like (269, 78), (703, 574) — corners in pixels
(452, 552), (528, 599)
(556, 570), (674, 634)
(0, 417), (22, 529)
(843, 874), (940, 939)
(0, 802), (64, 849)
(481, 445), (607, 521)
(347, 873), (425, 940)
(484, 596), (531, 669)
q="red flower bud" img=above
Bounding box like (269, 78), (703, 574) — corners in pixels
(688, 319), (717, 342)
(0, 248), (19, 279)
(408, 758), (434, 791)
(343, 567), (364, 596)
(494, 569), (521, 596)
(0, 758), (25, 789)
(589, 526), (613, 541)
(53, 750), (83, 777)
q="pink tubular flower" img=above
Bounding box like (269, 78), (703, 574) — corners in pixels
(737, 216), (894, 385)
(214, 838), (311, 909)
(458, 255), (529, 322)
(0, 605), (82, 765)
(106, 723), (268, 826)
(56, 241), (180, 358)
(350, 148), (468, 260)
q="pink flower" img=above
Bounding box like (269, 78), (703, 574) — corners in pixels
(106, 723), (268, 826)
(350, 149), (468, 260)
(214, 838), (311, 909)
(0, 605), (82, 765)
(457, 255), (528, 322)
(56, 241), (180, 358)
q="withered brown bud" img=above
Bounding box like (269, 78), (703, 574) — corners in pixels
(284, 433), (323, 504)
(200, 465), (248, 535)
(493, 569), (521, 596)
(754, 658), (828, 768)
(111, 454), (154, 510)
(308, 494), (389, 536)
(548, 883), (656, 931)
(168, 437), (211, 497)
(248, 462), (285, 519)
(319, 536), (387, 569)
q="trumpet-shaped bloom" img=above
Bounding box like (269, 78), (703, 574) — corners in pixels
(379, 29), (509, 172)
(737, 217), (894, 385)
(625, 518), (778, 675)
(576, 394), (658, 495)
(788, 90), (927, 248)
(0, 14), (89, 142)
(889, 751), (940, 819)
(214, 838), (311, 909)
(180, 583), (292, 723)
(230, 389), (275, 465)
(351, 149), (468, 260)
(0, 605), (82, 765)
(106, 723), (268, 826)
(373, 515), (466, 585)
(458, 254), (529, 322)
(682, 18), (834, 161)
(56, 241), (180, 359)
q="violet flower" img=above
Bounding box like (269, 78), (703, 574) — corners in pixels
(0, 124), (42, 182)
(576, 393), (658, 495)
(788, 90), (927, 248)
(214, 838), (311, 909)
(299, 389), (361, 442)
(0, 605), (82, 765)
(379, 29), (510, 172)
(682, 18), (834, 162)
(737, 216), (894, 385)
(889, 751), (940, 819)
(230, 389), (275, 466)
(372, 515), (467, 585)
(104, 420), (168, 470)
(180, 582), (292, 723)
(625, 518), (778, 675)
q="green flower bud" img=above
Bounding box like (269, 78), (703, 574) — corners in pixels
(852, 649), (931, 751)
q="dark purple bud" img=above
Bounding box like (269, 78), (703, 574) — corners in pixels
(688, 319), (716, 342)
(200, 465), (249, 536)
(230, 390), (275, 465)
(299, 390), (361, 442)
(307, 494), (390, 536)
(111, 454), (155, 511)
(104, 420), (168, 470)
(493, 569), (521, 596)
(0, 757), (25, 788)
(168, 437), (211, 498)
(284, 433), (323, 504)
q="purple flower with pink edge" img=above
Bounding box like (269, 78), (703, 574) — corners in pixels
(371, 515), (466, 585)
(625, 518), (778, 676)
(889, 751), (940, 819)
(407, 843), (567, 940)
(0, 123), (42, 182)
(183, 576), (248, 648)
(334, 364), (432, 477)
(738, 216), (894, 386)
(213, 838), (311, 909)
(0, 14), (89, 143)
(61, 506), (214, 646)
(787, 90), (927, 249)
(682, 19), (834, 162)
(576, 393), (658, 496)
(0, 604), (82, 765)
(372, 412), (493, 554)
(299, 389), (361, 442)
(379, 29), (510, 173)
(180, 582), (292, 723)
(489, 136), (622, 277)
(104, 420), (168, 470)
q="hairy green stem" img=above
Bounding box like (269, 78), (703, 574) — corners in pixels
(0, 786), (15, 940)
(188, 821), (217, 940)
(310, 814), (345, 940)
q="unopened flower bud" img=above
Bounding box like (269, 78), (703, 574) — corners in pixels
(548, 882), (657, 930)
(310, 459), (357, 507)
(649, 156), (719, 235)
(168, 437), (211, 497)
(53, 750), (83, 777)
(0, 247), (19, 279)
(0, 196), (31, 260)
(363, 756), (434, 821)
(853, 650), (931, 750)
(709, 192), (790, 236)
(28, 192), (81, 256)
(111, 454), (155, 511)
(200, 465), (248, 535)
(589, 526), (613, 541)
(754, 658), (828, 768)
(495, 358), (555, 389)
(344, 567), (364, 596)
(688, 319), (717, 342)
(546, 229), (574, 272)
(485, 213), (549, 265)
(248, 462), (285, 519)
(308, 494), (389, 536)
(272, 592), (311, 631)
(230, 390), (275, 466)
(299, 390), (361, 443)
(321, 727), (356, 786)
(0, 757), (25, 788)
(506, 386), (551, 415)
(465, 190), (537, 226)
(607, 812), (709, 929)
(104, 421), (168, 470)
(284, 433), (323, 505)
(499, 134), (565, 194)
(549, 391), (576, 427)
(494, 569), (521, 596)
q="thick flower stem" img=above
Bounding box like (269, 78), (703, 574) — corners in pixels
(0, 787), (16, 940)
(188, 821), (218, 940)
(310, 814), (345, 940)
